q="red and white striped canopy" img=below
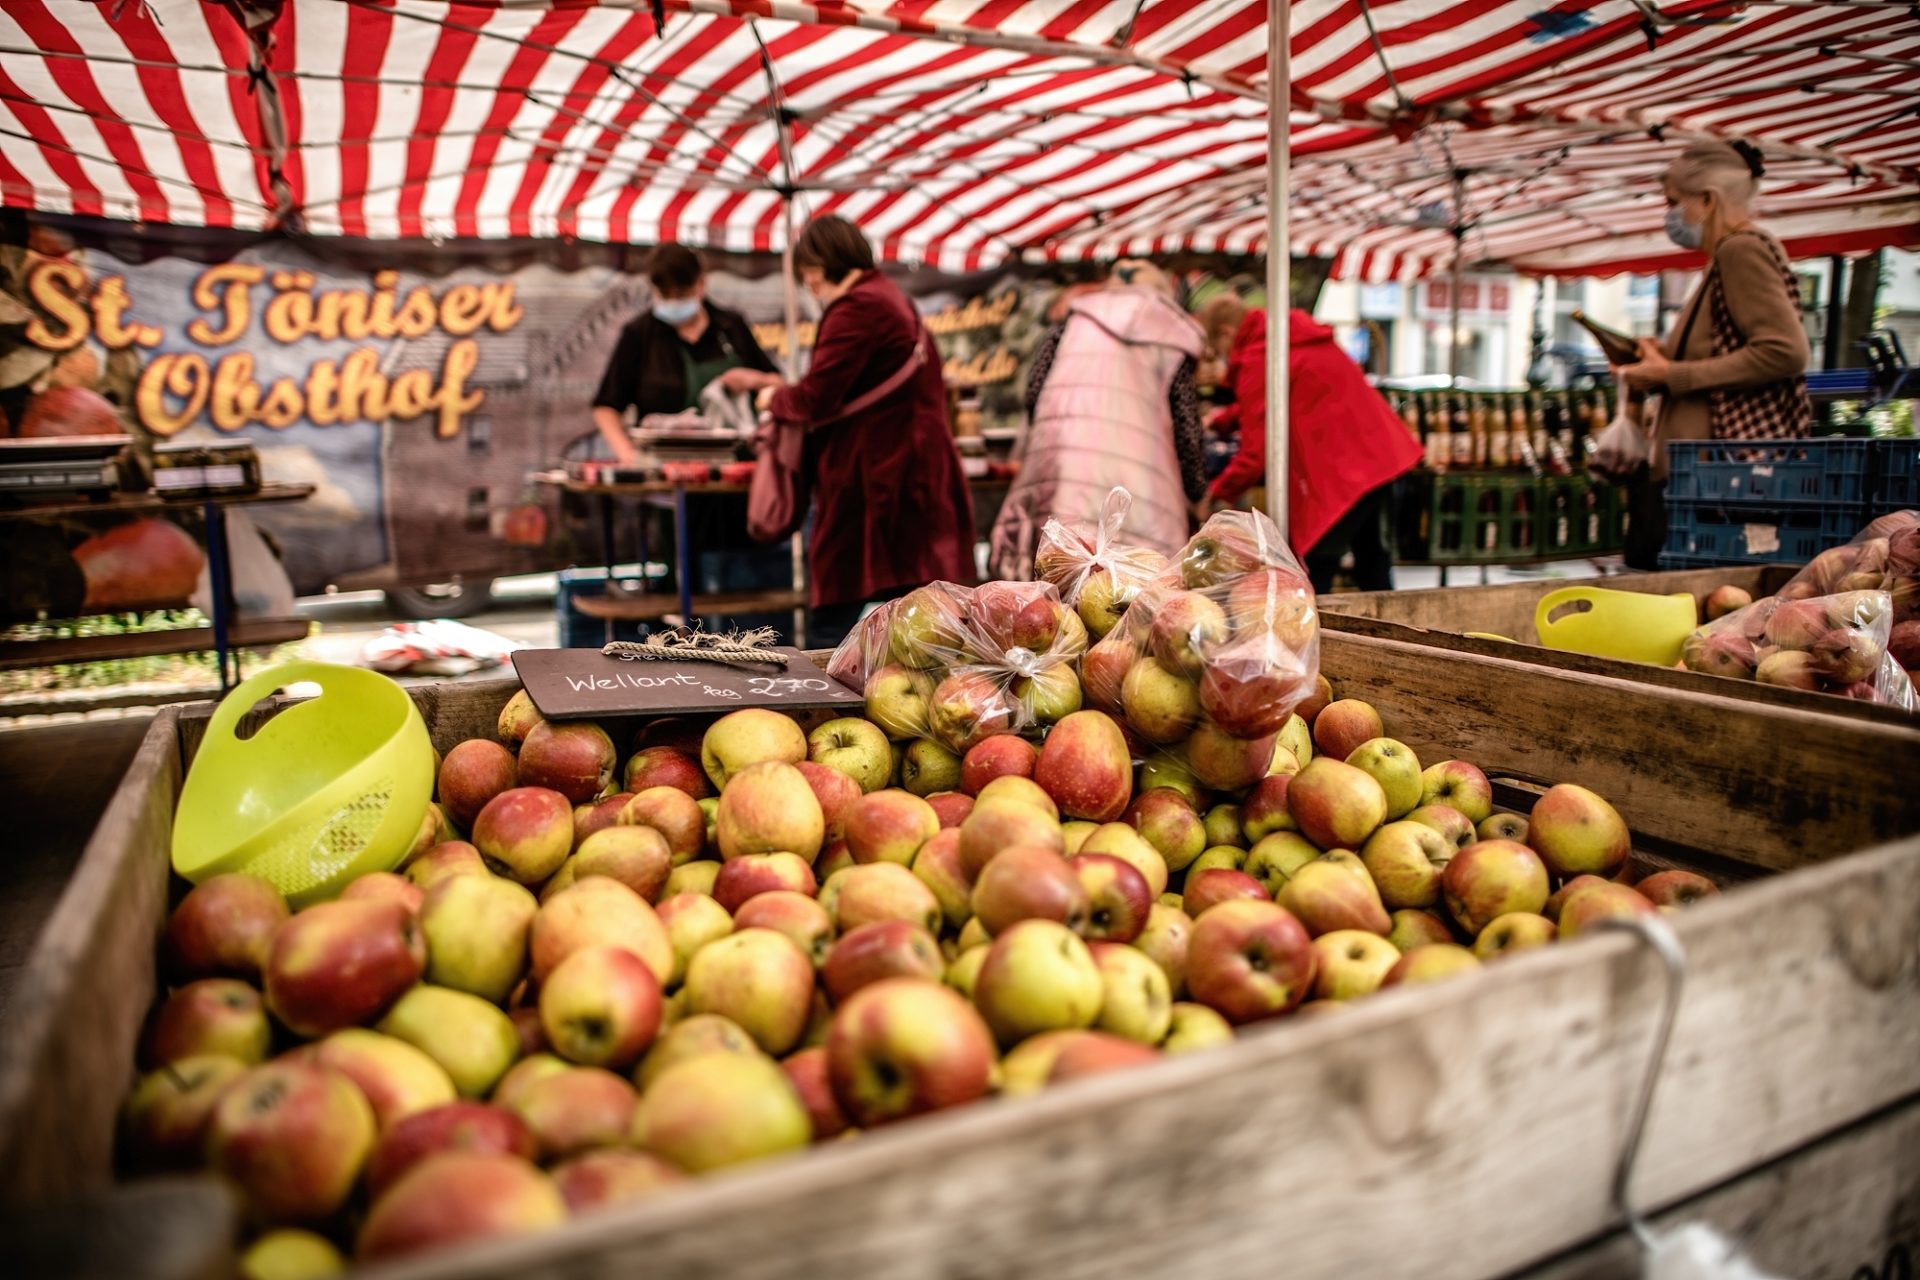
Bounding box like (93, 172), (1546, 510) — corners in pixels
(0, 1), (1914, 277)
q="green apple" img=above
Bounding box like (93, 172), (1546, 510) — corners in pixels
(683, 928), (814, 1055)
(420, 873), (537, 1005)
(900, 740), (964, 797)
(700, 707), (807, 790)
(1060, 820), (1099, 854)
(1186, 845), (1246, 877)
(807, 716), (893, 793)
(1134, 902), (1193, 997)
(972, 919), (1103, 1045)
(664, 860), (720, 898)
(630, 1052), (810, 1172)
(1276, 713), (1312, 768)
(1345, 738), (1423, 820)
(239, 1229), (344, 1280)
(1381, 943), (1481, 987)
(1089, 942), (1172, 1044)
(634, 1013), (763, 1091)
(1243, 831), (1320, 897)
(1202, 804), (1244, 849)
(1474, 909), (1551, 959)
(1310, 930), (1402, 1000)
(1122, 659), (1202, 745)
(945, 945), (989, 1001)
(378, 985), (521, 1099)
(1160, 1001), (1234, 1054)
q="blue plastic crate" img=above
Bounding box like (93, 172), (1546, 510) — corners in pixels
(1872, 439), (1920, 515)
(1662, 499), (1866, 566)
(1665, 438), (1872, 506)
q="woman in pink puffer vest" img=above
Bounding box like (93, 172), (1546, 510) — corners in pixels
(989, 262), (1208, 580)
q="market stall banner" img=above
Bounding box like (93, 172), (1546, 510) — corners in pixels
(1, 226), (1068, 599)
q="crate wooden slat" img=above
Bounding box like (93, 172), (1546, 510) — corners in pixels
(3, 637), (1918, 1279)
(1319, 565), (1915, 726)
(0, 707), (180, 1205)
(1517, 1093), (1920, 1280)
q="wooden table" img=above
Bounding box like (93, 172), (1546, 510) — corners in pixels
(536, 473), (787, 631)
(0, 483), (314, 690)
(538, 472), (1010, 640)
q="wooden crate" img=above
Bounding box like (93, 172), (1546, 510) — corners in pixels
(1321, 565), (1917, 727)
(2, 637), (1918, 1280)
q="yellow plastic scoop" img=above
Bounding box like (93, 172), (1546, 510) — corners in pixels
(1534, 586), (1699, 667)
(173, 661), (435, 906)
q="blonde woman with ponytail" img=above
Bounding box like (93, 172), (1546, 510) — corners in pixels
(1615, 140), (1812, 568)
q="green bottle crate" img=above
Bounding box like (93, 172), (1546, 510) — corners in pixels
(1399, 472), (1544, 564)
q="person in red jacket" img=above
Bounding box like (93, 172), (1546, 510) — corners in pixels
(1201, 298), (1421, 592)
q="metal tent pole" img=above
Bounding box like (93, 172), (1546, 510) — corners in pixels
(1449, 171), (1467, 386)
(1449, 243), (1463, 384)
(1265, 0), (1290, 536)
(781, 193), (802, 380)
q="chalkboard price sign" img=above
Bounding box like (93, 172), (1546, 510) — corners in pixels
(513, 647), (863, 720)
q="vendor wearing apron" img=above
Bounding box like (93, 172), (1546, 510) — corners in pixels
(588, 242), (780, 463)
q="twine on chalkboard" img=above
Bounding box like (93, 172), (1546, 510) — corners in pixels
(603, 627), (791, 668)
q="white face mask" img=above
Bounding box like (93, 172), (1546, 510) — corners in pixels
(1664, 204), (1704, 250)
(653, 296), (701, 326)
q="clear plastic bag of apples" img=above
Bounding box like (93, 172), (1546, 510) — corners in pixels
(1681, 509), (1919, 709)
(1031, 488), (1170, 639)
(1082, 507), (1322, 791)
(824, 579), (1091, 780)
(1682, 585), (1916, 709)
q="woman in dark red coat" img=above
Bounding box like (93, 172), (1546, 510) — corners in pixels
(764, 216), (976, 648)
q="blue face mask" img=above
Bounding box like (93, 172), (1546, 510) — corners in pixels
(653, 297), (701, 326)
(1665, 205), (1704, 250)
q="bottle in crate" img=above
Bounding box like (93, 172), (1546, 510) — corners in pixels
(1440, 475), (1468, 555)
(1529, 391), (1553, 468)
(1450, 396), (1474, 471)
(1488, 393), (1511, 470)
(1474, 485), (1502, 555)
(1424, 393), (1450, 473)
(1510, 481), (1536, 556)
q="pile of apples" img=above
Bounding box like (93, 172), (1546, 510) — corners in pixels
(123, 676), (1716, 1274)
